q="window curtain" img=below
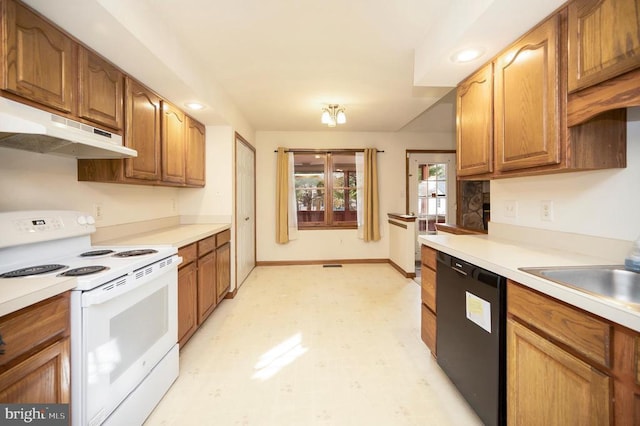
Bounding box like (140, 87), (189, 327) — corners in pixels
(356, 148), (381, 242)
(275, 147), (298, 243)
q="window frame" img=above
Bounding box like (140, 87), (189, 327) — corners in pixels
(293, 150), (358, 230)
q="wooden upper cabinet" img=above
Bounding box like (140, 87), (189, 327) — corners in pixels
(2, 0), (75, 113)
(185, 116), (206, 187)
(161, 101), (186, 184)
(456, 63), (493, 178)
(78, 46), (124, 130)
(494, 14), (562, 173)
(125, 77), (161, 181)
(568, 0), (640, 92)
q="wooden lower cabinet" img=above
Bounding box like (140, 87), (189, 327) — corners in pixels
(0, 293), (70, 403)
(507, 318), (611, 425)
(177, 229), (231, 349)
(420, 245), (437, 356)
(0, 338), (70, 403)
(216, 241), (231, 302)
(507, 280), (640, 425)
(612, 326), (640, 424)
(177, 261), (198, 348)
(197, 248), (216, 325)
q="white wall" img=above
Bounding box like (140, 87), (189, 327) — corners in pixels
(179, 125), (235, 223)
(255, 131), (454, 262)
(0, 125), (238, 227)
(0, 147), (179, 225)
(490, 107), (640, 242)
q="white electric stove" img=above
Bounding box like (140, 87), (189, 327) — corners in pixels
(0, 210), (181, 426)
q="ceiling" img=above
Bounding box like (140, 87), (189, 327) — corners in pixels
(25, 0), (566, 133)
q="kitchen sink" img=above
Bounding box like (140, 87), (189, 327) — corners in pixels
(519, 265), (640, 310)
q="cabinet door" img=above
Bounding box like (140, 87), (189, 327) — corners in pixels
(185, 116), (206, 187)
(161, 101), (186, 184)
(177, 262), (198, 348)
(197, 251), (217, 324)
(568, 0), (640, 92)
(421, 303), (436, 356)
(125, 78), (162, 181)
(456, 63), (493, 177)
(507, 318), (612, 425)
(78, 46), (124, 130)
(494, 14), (562, 172)
(216, 242), (231, 302)
(0, 338), (70, 403)
(3, 0), (75, 113)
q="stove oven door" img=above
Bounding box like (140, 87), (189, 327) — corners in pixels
(74, 262), (178, 426)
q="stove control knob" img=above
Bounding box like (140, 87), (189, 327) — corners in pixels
(77, 216), (87, 225)
(86, 215), (96, 225)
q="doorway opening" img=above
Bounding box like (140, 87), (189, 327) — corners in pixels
(407, 151), (456, 277)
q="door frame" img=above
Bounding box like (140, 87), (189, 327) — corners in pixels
(405, 149), (459, 223)
(234, 132), (256, 292)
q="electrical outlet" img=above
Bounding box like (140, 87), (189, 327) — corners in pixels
(93, 203), (104, 221)
(171, 198), (177, 213)
(541, 200), (554, 221)
(504, 200), (517, 218)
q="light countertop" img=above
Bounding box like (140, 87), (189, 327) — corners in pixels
(0, 223), (230, 318)
(98, 223), (230, 248)
(0, 276), (77, 317)
(418, 233), (640, 332)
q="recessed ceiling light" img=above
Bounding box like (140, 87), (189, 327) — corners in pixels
(185, 102), (205, 110)
(450, 48), (485, 64)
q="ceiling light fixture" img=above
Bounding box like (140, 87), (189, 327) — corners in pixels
(185, 102), (205, 111)
(321, 104), (346, 127)
(450, 48), (485, 64)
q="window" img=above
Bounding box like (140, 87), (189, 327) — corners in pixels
(417, 162), (448, 233)
(294, 152), (358, 228)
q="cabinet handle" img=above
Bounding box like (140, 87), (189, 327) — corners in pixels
(0, 333), (5, 355)
(244, 217), (250, 221)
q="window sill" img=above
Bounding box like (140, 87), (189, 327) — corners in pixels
(298, 224), (358, 230)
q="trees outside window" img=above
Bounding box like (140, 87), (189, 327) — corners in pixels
(294, 152), (357, 229)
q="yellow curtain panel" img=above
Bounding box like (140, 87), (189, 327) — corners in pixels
(275, 147), (290, 243)
(363, 148), (380, 242)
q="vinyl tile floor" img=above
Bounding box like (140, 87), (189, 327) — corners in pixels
(145, 264), (483, 426)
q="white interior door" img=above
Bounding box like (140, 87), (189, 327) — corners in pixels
(235, 136), (256, 288)
(408, 152), (456, 259)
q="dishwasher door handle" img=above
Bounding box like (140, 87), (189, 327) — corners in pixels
(452, 266), (468, 276)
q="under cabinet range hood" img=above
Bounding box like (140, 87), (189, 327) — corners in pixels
(0, 97), (137, 159)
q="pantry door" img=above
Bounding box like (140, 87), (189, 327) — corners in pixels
(235, 134), (256, 288)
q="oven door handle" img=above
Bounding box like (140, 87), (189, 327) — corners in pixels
(81, 255), (181, 307)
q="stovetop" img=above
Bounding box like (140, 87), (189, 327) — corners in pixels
(0, 244), (177, 290)
(0, 210), (178, 291)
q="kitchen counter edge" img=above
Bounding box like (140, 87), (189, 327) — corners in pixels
(98, 223), (231, 248)
(0, 278), (77, 318)
(418, 233), (640, 332)
(0, 224), (231, 318)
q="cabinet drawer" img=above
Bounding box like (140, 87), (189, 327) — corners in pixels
(0, 293), (69, 368)
(421, 245), (437, 270)
(421, 303), (436, 356)
(197, 236), (215, 256)
(178, 243), (197, 266)
(508, 281), (612, 367)
(216, 229), (231, 247)
(421, 266), (436, 313)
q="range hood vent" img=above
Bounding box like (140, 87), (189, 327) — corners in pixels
(0, 97), (137, 159)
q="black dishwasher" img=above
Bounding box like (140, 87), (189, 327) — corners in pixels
(436, 252), (506, 426)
